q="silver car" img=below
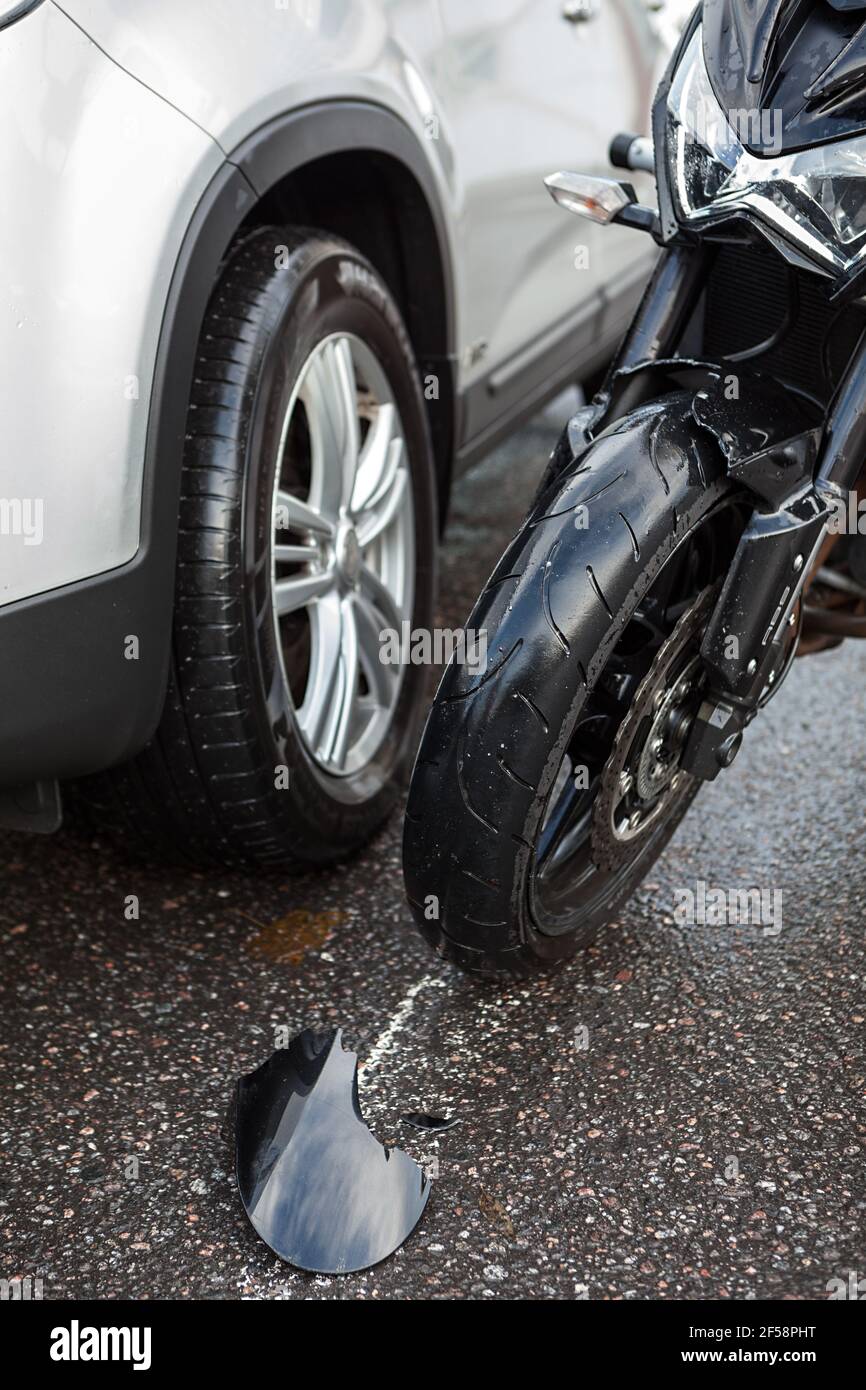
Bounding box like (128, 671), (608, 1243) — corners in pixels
(0, 0), (666, 863)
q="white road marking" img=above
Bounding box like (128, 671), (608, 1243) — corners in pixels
(362, 972), (447, 1074)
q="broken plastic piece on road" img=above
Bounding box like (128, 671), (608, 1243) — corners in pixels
(235, 1028), (430, 1274)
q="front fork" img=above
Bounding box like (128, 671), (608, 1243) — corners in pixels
(568, 242), (862, 781)
(681, 266), (865, 782)
(547, 139), (865, 779)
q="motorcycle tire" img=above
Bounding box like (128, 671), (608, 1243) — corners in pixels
(403, 391), (743, 975)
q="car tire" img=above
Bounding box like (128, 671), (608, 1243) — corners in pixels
(73, 227), (438, 869)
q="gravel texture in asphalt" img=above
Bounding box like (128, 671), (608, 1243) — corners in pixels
(1, 397), (864, 1300)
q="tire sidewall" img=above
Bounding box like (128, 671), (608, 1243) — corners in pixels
(518, 484), (738, 967)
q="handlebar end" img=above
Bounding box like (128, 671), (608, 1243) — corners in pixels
(609, 132), (641, 169)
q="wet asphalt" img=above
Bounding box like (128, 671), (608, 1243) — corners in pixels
(1, 396), (864, 1301)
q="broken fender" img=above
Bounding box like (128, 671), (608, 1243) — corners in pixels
(235, 1028), (430, 1274)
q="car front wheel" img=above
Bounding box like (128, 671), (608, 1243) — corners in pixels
(75, 227), (438, 868)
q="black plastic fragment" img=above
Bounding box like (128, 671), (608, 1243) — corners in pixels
(235, 1028), (430, 1274)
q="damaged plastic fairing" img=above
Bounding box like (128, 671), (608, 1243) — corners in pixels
(236, 1029), (430, 1274)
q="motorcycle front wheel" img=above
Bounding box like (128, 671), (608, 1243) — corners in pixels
(403, 392), (744, 975)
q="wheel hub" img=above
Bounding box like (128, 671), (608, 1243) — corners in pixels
(591, 588), (716, 871)
(335, 521), (362, 588)
(634, 655), (701, 801)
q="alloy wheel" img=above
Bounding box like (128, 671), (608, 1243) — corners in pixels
(270, 333), (415, 777)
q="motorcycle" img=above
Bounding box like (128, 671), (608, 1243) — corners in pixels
(404, 0), (866, 973)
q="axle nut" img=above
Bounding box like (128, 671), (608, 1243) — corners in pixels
(716, 731), (743, 769)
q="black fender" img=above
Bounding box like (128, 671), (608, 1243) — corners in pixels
(236, 1030), (429, 1273)
(557, 362), (827, 705)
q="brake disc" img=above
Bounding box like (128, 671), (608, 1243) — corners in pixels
(590, 587), (717, 872)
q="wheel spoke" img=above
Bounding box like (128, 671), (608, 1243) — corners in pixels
(356, 459), (408, 549)
(298, 591), (343, 752)
(352, 402), (399, 513)
(359, 562), (401, 634)
(631, 594), (671, 649)
(537, 774), (591, 869)
(354, 592), (399, 707)
(302, 336), (360, 520)
(273, 568), (334, 617)
(324, 597), (360, 770)
(275, 489), (335, 540)
(273, 542), (319, 564)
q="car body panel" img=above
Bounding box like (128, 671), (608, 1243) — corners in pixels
(54, 0), (449, 162)
(54, 1), (464, 366)
(56, 0), (662, 401)
(0, 2), (222, 606)
(435, 0), (660, 396)
(0, 0), (672, 788)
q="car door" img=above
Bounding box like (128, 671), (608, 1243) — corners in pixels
(435, 0), (663, 443)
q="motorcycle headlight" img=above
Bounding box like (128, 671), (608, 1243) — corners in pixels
(667, 26), (866, 280)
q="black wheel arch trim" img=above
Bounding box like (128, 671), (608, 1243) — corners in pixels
(0, 101), (457, 789)
(233, 100), (457, 364)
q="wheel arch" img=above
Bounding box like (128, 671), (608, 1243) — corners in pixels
(0, 102), (459, 790)
(145, 101), (459, 717)
(152, 100), (459, 534)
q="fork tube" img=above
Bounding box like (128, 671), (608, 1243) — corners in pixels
(817, 328), (866, 491)
(614, 243), (712, 371)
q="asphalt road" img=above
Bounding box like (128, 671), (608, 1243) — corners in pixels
(2, 397), (864, 1301)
